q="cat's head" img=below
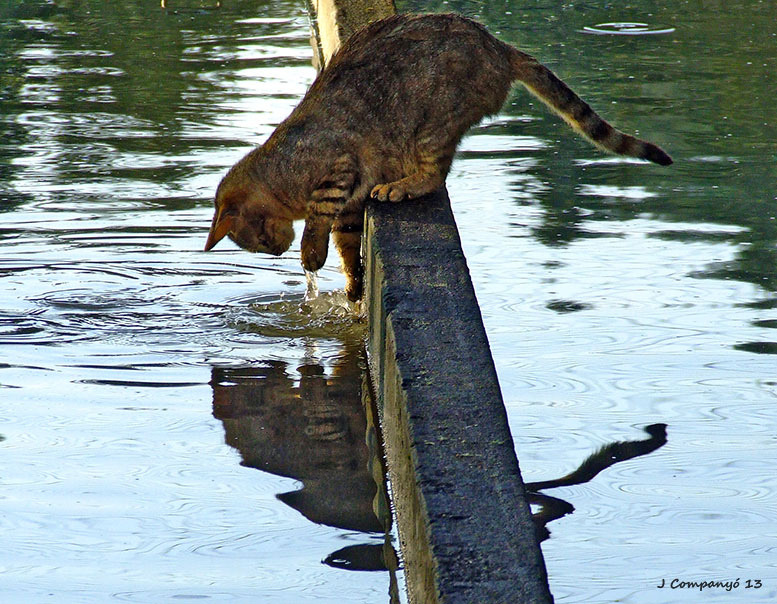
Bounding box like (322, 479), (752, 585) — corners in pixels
(204, 158), (295, 256)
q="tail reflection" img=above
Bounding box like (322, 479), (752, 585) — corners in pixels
(211, 336), (666, 573)
(210, 343), (399, 578)
(527, 423), (668, 542)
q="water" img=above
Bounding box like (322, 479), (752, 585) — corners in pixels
(401, 0), (777, 601)
(2, 0), (776, 602)
(1, 1), (398, 602)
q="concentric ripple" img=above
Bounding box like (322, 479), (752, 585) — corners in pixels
(581, 22), (676, 35)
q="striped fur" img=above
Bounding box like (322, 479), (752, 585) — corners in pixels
(205, 14), (672, 301)
(509, 50), (672, 165)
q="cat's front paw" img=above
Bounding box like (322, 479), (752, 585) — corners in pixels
(301, 248), (325, 273)
(301, 218), (331, 272)
(345, 274), (363, 301)
(370, 182), (408, 203)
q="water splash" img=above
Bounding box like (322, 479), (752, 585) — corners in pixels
(304, 269), (320, 301)
(229, 287), (365, 340)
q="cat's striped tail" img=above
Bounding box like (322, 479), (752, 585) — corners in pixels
(509, 48), (672, 166)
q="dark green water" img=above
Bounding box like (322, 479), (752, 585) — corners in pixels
(1, 0), (776, 602)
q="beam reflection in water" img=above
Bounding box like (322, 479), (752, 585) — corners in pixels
(209, 289), (665, 597)
(208, 301), (400, 599)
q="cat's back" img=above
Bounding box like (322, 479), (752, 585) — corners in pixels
(328, 13), (512, 91)
(302, 14), (515, 132)
(333, 12), (497, 58)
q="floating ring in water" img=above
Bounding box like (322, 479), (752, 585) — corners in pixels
(582, 22), (676, 36)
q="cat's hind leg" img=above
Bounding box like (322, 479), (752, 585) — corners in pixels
(370, 138), (456, 202)
(370, 164), (445, 202)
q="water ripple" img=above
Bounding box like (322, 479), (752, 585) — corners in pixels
(581, 22), (676, 35)
(228, 291), (366, 340)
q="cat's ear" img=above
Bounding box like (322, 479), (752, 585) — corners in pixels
(205, 205), (236, 251)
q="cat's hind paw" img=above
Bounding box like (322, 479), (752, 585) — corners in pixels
(370, 182), (408, 203)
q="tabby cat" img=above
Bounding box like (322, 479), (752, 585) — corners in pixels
(204, 13), (671, 300)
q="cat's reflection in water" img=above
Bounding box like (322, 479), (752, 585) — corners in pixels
(210, 341), (667, 567)
(209, 342), (397, 579)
